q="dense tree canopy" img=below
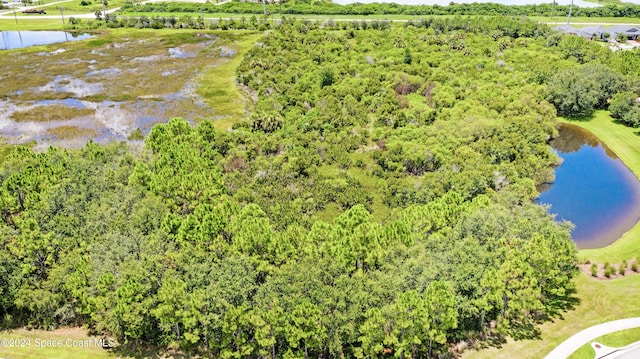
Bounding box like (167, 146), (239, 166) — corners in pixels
(3, 17), (625, 358)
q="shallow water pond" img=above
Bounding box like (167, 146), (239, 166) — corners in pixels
(537, 123), (640, 249)
(1, 31), (92, 50)
(0, 32), (231, 149)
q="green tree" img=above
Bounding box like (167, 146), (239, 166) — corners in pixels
(423, 281), (458, 357)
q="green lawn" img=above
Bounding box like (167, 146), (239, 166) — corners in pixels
(196, 31), (262, 131)
(0, 328), (118, 359)
(0, 17), (67, 29)
(569, 327), (640, 359)
(41, 0), (129, 15)
(561, 111), (640, 264)
(463, 274), (640, 359)
(584, 0), (640, 5)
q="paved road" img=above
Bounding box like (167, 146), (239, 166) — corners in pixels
(613, 342), (640, 359)
(544, 317), (640, 359)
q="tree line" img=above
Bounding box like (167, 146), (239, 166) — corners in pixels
(120, 0), (640, 18)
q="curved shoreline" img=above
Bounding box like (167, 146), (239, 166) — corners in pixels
(559, 111), (640, 263)
(542, 123), (640, 249)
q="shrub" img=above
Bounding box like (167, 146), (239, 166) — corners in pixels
(591, 263), (598, 277)
(128, 128), (144, 141)
(632, 261), (638, 272)
(80, 0), (91, 5)
(604, 262), (612, 278)
(604, 267), (613, 278)
(619, 263), (626, 276)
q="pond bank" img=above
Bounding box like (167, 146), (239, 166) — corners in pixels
(538, 123), (640, 249)
(560, 111), (640, 263)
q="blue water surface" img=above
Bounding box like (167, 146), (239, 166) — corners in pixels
(0, 31), (92, 50)
(537, 124), (640, 248)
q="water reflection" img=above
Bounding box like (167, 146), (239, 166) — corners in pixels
(549, 124), (614, 157)
(538, 124), (640, 249)
(1, 31), (92, 50)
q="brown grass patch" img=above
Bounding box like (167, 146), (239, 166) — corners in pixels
(46, 126), (97, 140)
(11, 105), (95, 122)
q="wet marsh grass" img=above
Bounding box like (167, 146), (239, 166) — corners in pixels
(1, 29), (260, 145)
(197, 31), (262, 131)
(11, 104), (95, 122)
(46, 125), (97, 140)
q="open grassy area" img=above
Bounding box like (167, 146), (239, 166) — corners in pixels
(40, 0), (129, 15)
(463, 274), (640, 359)
(569, 327), (640, 359)
(196, 31), (261, 131)
(0, 17), (66, 30)
(0, 327), (118, 359)
(561, 111), (640, 264)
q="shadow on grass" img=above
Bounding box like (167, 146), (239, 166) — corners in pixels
(606, 118), (640, 136)
(536, 285), (581, 327)
(564, 113), (595, 122)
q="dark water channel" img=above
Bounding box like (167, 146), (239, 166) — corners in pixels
(537, 124), (640, 249)
(0, 31), (92, 50)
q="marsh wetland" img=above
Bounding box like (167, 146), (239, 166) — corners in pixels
(0, 30), (244, 149)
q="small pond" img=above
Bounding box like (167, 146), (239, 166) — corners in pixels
(0, 31), (92, 50)
(537, 123), (640, 249)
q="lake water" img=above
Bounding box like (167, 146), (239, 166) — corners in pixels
(333, 0), (603, 8)
(537, 124), (640, 249)
(0, 31), (92, 50)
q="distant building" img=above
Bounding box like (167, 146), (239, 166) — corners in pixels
(553, 25), (640, 41)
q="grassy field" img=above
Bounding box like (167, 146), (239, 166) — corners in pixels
(568, 328), (640, 359)
(196, 31), (261, 132)
(0, 17), (66, 30)
(0, 327), (118, 359)
(562, 111), (640, 264)
(41, 0), (129, 15)
(463, 274), (640, 359)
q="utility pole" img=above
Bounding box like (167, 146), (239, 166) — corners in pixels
(551, 0), (556, 21)
(263, 0), (266, 16)
(567, 0), (574, 25)
(13, 8), (17, 24)
(60, 6), (64, 24)
(101, 0), (106, 21)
